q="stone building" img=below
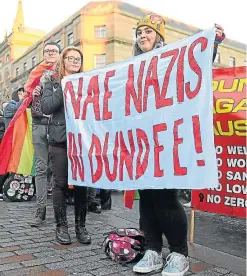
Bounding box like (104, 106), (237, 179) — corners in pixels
(0, 0), (246, 104)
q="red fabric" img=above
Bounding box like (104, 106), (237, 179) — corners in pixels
(24, 62), (54, 96)
(0, 63), (54, 174)
(0, 96), (32, 174)
(124, 190), (136, 209)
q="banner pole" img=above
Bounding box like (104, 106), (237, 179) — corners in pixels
(190, 208), (195, 244)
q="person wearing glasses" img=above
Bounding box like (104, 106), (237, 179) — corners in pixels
(29, 42), (61, 227)
(41, 46), (91, 245)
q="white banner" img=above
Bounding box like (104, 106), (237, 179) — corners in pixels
(62, 28), (218, 190)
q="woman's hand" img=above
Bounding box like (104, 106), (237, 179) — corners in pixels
(215, 24), (224, 37)
(214, 24), (225, 45)
(32, 86), (41, 97)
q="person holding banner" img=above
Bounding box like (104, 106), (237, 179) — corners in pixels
(41, 46), (91, 245)
(132, 14), (225, 276)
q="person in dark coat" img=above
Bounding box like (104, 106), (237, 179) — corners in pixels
(41, 46), (91, 245)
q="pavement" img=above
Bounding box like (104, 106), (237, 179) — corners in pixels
(0, 192), (245, 276)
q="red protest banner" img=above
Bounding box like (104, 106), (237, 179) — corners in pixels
(192, 66), (246, 218)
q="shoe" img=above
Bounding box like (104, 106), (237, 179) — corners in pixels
(133, 250), (163, 273)
(56, 224), (71, 245)
(74, 205), (91, 244)
(75, 225), (91, 244)
(162, 252), (189, 276)
(183, 201), (191, 208)
(54, 205), (71, 245)
(88, 204), (102, 214)
(30, 207), (46, 227)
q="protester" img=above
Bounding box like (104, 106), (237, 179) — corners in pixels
(98, 189), (112, 210)
(3, 88), (24, 129)
(131, 14), (225, 276)
(41, 46), (91, 245)
(27, 42), (61, 227)
(88, 188), (102, 213)
(0, 103), (7, 201)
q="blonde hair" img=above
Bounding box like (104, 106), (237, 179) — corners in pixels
(58, 46), (83, 80)
(133, 33), (165, 56)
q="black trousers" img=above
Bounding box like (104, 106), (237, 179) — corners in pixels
(49, 145), (87, 209)
(88, 188), (100, 207)
(139, 189), (188, 256)
(98, 189), (111, 204)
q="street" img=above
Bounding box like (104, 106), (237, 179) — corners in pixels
(0, 192), (245, 276)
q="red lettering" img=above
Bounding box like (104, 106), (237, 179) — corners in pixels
(82, 75), (101, 120)
(143, 56), (160, 111)
(88, 134), (103, 183)
(186, 37), (208, 99)
(125, 62), (145, 116)
(173, 119), (187, 175)
(136, 129), (150, 180)
(63, 78), (83, 119)
(159, 49), (179, 108)
(103, 132), (119, 181)
(192, 115), (205, 166)
(103, 70), (115, 120)
(119, 130), (135, 181)
(68, 132), (84, 181)
(177, 46), (186, 103)
(153, 123), (167, 177)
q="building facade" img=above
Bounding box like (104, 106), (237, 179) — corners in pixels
(0, 0), (45, 103)
(0, 0), (246, 104)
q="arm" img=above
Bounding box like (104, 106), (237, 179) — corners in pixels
(213, 24), (226, 62)
(41, 80), (63, 115)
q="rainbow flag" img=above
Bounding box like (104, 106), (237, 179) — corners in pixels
(124, 190), (140, 209)
(0, 98), (35, 175)
(0, 62), (55, 176)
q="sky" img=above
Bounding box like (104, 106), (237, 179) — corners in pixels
(0, 0), (246, 45)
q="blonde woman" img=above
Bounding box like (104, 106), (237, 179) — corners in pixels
(41, 46), (91, 245)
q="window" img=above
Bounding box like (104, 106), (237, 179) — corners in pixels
(23, 62), (27, 72)
(6, 55), (9, 62)
(244, 60), (247, 66)
(16, 68), (19, 76)
(68, 33), (74, 45)
(94, 54), (106, 68)
(94, 26), (106, 38)
(229, 56), (235, 67)
(57, 40), (61, 48)
(132, 28), (136, 42)
(32, 57), (36, 67)
(215, 53), (220, 64)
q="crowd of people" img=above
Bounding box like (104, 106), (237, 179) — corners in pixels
(0, 13), (225, 276)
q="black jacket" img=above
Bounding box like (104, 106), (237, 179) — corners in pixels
(41, 78), (66, 146)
